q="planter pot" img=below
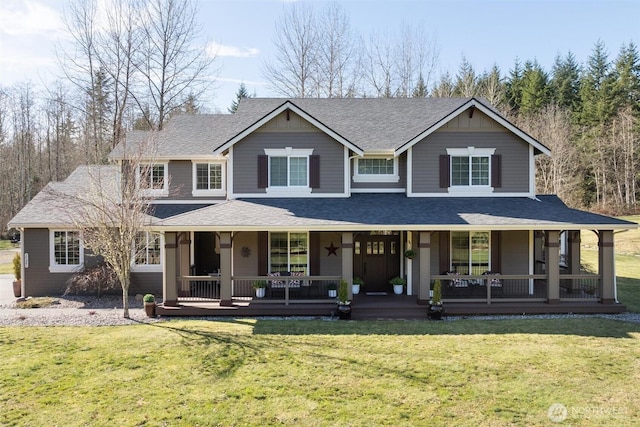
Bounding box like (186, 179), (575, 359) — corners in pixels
(337, 302), (352, 320)
(13, 280), (21, 298)
(393, 284), (404, 295)
(352, 284), (361, 295)
(255, 287), (266, 298)
(328, 289), (337, 298)
(428, 304), (445, 320)
(144, 302), (156, 317)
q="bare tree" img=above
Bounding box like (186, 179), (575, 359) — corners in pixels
(135, 0), (216, 129)
(263, 2), (319, 97)
(315, 2), (360, 97)
(52, 135), (161, 318)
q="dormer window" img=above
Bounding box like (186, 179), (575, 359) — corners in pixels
(259, 148), (319, 195)
(353, 157), (399, 183)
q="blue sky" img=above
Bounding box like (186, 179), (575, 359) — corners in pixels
(1, 0), (638, 112)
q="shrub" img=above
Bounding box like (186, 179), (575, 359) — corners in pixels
(338, 279), (349, 303)
(64, 264), (120, 297)
(143, 294), (155, 303)
(12, 253), (21, 281)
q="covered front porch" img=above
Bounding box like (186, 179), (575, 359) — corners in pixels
(152, 194), (635, 316)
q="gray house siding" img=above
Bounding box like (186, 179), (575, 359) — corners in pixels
(411, 131), (530, 194)
(131, 272), (163, 295)
(500, 230), (530, 274)
(22, 228), (69, 296)
(232, 131), (345, 194)
(165, 160), (227, 201)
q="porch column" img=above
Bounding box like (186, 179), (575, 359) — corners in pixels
(598, 230), (615, 304)
(341, 232), (353, 300)
(545, 230), (560, 304)
(163, 232), (178, 306)
(179, 233), (191, 278)
(219, 232), (233, 306)
(418, 231), (431, 303)
(568, 230), (581, 293)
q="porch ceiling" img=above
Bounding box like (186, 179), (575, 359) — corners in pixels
(151, 194), (637, 232)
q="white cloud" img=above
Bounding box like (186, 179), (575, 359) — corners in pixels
(207, 42), (259, 58)
(0, 0), (64, 36)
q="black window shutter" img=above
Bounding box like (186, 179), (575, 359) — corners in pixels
(439, 155), (450, 188)
(491, 154), (502, 188)
(258, 155), (268, 188)
(258, 232), (268, 275)
(310, 155), (320, 188)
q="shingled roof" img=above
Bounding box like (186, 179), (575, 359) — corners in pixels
(110, 97), (549, 160)
(153, 194), (637, 231)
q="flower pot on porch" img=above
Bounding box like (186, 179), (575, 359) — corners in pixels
(337, 302), (352, 320)
(393, 284), (404, 295)
(144, 302), (156, 317)
(352, 284), (360, 295)
(255, 287), (266, 298)
(428, 304), (445, 320)
(328, 289), (337, 298)
(12, 280), (21, 298)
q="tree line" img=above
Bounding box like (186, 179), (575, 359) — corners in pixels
(1, 0), (638, 235)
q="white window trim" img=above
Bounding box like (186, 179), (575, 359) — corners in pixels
(49, 229), (84, 273)
(264, 147), (314, 194)
(191, 161), (226, 197)
(269, 231), (309, 273)
(450, 230), (491, 273)
(353, 157), (400, 183)
(137, 162), (169, 197)
(132, 232), (163, 273)
(447, 147), (495, 194)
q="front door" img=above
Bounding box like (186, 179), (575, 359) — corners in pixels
(353, 234), (401, 293)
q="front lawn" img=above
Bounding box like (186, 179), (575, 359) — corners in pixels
(1, 318), (638, 426)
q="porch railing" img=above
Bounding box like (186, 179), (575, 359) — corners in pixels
(176, 275), (342, 304)
(232, 275), (342, 305)
(432, 273), (601, 303)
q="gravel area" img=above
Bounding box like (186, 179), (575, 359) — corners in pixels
(0, 294), (639, 326)
(0, 295), (166, 326)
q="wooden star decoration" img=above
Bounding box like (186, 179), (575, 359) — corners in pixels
(325, 242), (339, 256)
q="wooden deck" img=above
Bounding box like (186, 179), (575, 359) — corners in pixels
(156, 294), (627, 319)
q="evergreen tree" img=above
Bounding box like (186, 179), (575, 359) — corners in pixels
(477, 65), (505, 108)
(550, 52), (581, 112)
(229, 83), (251, 113)
(578, 41), (617, 125)
(412, 72), (428, 97)
(453, 56), (478, 97)
(505, 58), (524, 112)
(613, 42), (640, 113)
(431, 72), (454, 98)
(519, 60), (551, 115)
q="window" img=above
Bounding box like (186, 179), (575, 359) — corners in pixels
(193, 162), (225, 196)
(451, 231), (490, 275)
(270, 232), (308, 274)
(445, 147), (497, 193)
(451, 156), (489, 186)
(134, 232), (162, 267)
(354, 157), (399, 183)
(50, 230), (83, 272)
(262, 148), (315, 194)
(138, 163), (168, 196)
(270, 156), (307, 187)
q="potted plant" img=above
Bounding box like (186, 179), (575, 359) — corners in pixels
(404, 249), (416, 259)
(143, 293), (156, 317)
(327, 282), (338, 298)
(336, 279), (351, 320)
(389, 276), (406, 295)
(12, 253), (21, 298)
(252, 280), (267, 298)
(428, 279), (445, 320)
(352, 276), (364, 295)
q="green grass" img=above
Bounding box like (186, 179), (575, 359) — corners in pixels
(0, 264), (12, 274)
(0, 240), (19, 250)
(0, 319), (638, 426)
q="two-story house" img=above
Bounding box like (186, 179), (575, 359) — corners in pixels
(9, 97), (637, 316)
